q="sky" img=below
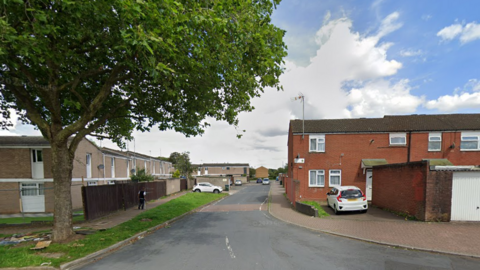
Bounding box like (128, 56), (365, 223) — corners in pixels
(2, 0), (480, 169)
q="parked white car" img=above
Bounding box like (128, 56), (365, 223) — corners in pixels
(326, 186), (367, 215)
(262, 178), (270, 185)
(193, 182), (223, 194)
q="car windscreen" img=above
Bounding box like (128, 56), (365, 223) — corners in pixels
(341, 189), (363, 198)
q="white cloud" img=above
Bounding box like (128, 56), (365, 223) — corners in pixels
(437, 21), (480, 44)
(376, 12), (403, 39)
(425, 79), (480, 112)
(400, 49), (423, 57)
(346, 79), (424, 117)
(421, 14), (432, 21)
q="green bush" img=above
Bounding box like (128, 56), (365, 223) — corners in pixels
(130, 168), (154, 182)
(172, 169), (180, 178)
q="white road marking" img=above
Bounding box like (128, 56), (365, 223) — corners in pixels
(259, 197), (268, 211)
(226, 237), (236, 259)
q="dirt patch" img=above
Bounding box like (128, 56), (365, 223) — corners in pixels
(54, 233), (85, 244)
(36, 252), (65, 258)
(140, 218), (152, 222)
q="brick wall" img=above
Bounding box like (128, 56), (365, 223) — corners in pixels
(0, 183), (20, 214)
(256, 167), (268, 178)
(373, 161), (427, 220)
(0, 149), (32, 178)
(72, 139), (104, 179)
(425, 170), (453, 221)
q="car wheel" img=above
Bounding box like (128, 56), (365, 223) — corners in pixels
(194, 189), (201, 192)
(213, 189), (219, 194)
(334, 205), (339, 215)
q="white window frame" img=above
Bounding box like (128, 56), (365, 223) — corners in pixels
(111, 157), (115, 178)
(428, 133), (442, 151)
(205, 167), (209, 175)
(460, 132), (480, 151)
(309, 170), (325, 187)
(329, 170), (341, 187)
(198, 167), (201, 175)
(86, 153), (92, 178)
(389, 133), (406, 145)
(309, 135), (325, 152)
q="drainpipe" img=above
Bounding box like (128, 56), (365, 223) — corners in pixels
(407, 131), (412, 162)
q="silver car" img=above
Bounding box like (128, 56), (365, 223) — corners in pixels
(326, 186), (367, 215)
(262, 178), (270, 185)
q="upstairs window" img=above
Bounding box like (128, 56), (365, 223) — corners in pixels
(461, 132), (480, 150)
(428, 133), (442, 151)
(390, 133), (406, 145)
(309, 170), (325, 187)
(309, 135), (325, 152)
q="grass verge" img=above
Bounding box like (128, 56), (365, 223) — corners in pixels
(301, 201), (330, 218)
(0, 192), (226, 268)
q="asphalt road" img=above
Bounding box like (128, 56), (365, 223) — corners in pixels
(80, 184), (480, 270)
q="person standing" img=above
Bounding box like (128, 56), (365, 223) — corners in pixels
(138, 189), (146, 210)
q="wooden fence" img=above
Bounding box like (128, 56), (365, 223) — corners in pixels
(82, 181), (167, 221)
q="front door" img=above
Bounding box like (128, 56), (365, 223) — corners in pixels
(21, 183), (45, 212)
(31, 149), (44, 179)
(366, 169), (373, 200)
(86, 154), (92, 178)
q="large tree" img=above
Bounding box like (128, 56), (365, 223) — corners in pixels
(0, 0), (286, 241)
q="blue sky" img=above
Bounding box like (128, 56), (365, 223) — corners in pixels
(2, 0), (480, 168)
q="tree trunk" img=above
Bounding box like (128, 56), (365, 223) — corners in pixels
(51, 140), (75, 242)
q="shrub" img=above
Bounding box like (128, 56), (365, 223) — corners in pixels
(131, 168), (154, 182)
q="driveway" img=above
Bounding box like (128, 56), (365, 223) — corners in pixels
(318, 201), (409, 222)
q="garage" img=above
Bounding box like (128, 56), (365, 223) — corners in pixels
(451, 172), (480, 221)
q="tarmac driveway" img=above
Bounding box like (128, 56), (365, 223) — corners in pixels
(319, 202), (408, 222)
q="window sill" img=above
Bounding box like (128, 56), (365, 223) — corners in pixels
(427, 150), (441, 152)
(460, 149), (480, 151)
(309, 151), (326, 153)
(388, 145), (407, 147)
(308, 185), (325, 188)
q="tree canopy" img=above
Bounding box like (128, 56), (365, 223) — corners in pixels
(0, 0), (286, 241)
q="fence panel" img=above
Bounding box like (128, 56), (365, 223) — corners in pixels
(82, 181), (167, 221)
(82, 185), (120, 221)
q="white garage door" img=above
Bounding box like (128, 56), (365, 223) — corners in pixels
(451, 172), (480, 221)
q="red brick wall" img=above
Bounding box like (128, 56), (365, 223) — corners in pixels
(425, 170), (452, 221)
(289, 129), (480, 202)
(373, 161), (427, 220)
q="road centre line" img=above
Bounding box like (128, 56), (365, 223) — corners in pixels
(225, 236), (236, 259)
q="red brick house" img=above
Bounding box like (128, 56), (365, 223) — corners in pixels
(286, 114), (480, 205)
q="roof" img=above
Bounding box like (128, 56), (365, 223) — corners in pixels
(0, 136), (50, 147)
(423, 159), (453, 166)
(290, 114), (480, 134)
(361, 159), (388, 168)
(201, 163), (249, 167)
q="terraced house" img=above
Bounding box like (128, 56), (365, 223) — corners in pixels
(0, 136), (172, 214)
(286, 114), (480, 205)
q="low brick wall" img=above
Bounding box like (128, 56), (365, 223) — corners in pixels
(165, 178), (181, 195)
(295, 201), (318, 217)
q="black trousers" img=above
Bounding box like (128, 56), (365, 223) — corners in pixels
(138, 198), (145, 209)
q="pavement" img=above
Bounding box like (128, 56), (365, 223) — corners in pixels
(268, 181), (480, 258)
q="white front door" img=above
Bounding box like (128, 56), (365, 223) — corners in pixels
(366, 169), (373, 201)
(31, 149), (44, 179)
(86, 154), (92, 178)
(21, 183), (45, 212)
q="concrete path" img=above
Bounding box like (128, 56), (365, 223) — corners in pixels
(268, 182), (480, 258)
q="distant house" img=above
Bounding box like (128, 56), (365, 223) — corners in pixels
(0, 136), (171, 214)
(196, 163), (249, 177)
(256, 166), (268, 178)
